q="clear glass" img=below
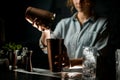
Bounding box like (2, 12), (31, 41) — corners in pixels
(61, 56), (84, 79)
(61, 46), (98, 80)
(116, 49), (120, 80)
(82, 46), (98, 80)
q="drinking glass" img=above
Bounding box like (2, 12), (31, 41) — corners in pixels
(116, 49), (120, 80)
(82, 46), (98, 80)
(61, 53), (84, 79)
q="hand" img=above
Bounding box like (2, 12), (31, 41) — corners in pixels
(32, 23), (48, 31)
(25, 17), (49, 31)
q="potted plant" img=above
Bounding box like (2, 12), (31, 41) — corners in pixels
(2, 42), (22, 51)
(1, 42), (22, 69)
(1, 42), (22, 59)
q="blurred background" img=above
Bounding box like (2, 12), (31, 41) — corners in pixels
(0, 0), (120, 68)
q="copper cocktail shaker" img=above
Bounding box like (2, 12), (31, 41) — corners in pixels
(25, 6), (56, 28)
(47, 39), (69, 72)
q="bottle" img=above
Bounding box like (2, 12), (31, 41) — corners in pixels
(20, 47), (28, 68)
(11, 50), (17, 69)
(25, 50), (33, 72)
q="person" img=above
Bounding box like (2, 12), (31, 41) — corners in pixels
(40, 0), (110, 58)
(26, 0), (115, 80)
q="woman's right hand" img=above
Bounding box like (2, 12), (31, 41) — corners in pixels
(26, 16), (51, 46)
(26, 17), (49, 31)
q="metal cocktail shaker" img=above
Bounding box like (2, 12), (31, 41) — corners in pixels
(47, 39), (69, 72)
(25, 6), (56, 28)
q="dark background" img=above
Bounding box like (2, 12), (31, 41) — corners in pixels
(0, 0), (120, 69)
(0, 0), (74, 69)
(0, 0), (120, 47)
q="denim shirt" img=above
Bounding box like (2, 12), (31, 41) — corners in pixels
(51, 13), (109, 58)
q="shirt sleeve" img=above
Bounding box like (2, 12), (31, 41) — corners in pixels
(93, 20), (110, 56)
(39, 36), (48, 54)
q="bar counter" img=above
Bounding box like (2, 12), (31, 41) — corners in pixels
(0, 68), (61, 80)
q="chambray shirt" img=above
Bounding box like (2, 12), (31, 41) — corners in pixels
(51, 13), (109, 58)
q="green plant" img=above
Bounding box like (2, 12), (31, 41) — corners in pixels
(2, 42), (22, 51)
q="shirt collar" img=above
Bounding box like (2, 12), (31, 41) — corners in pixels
(72, 12), (96, 23)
